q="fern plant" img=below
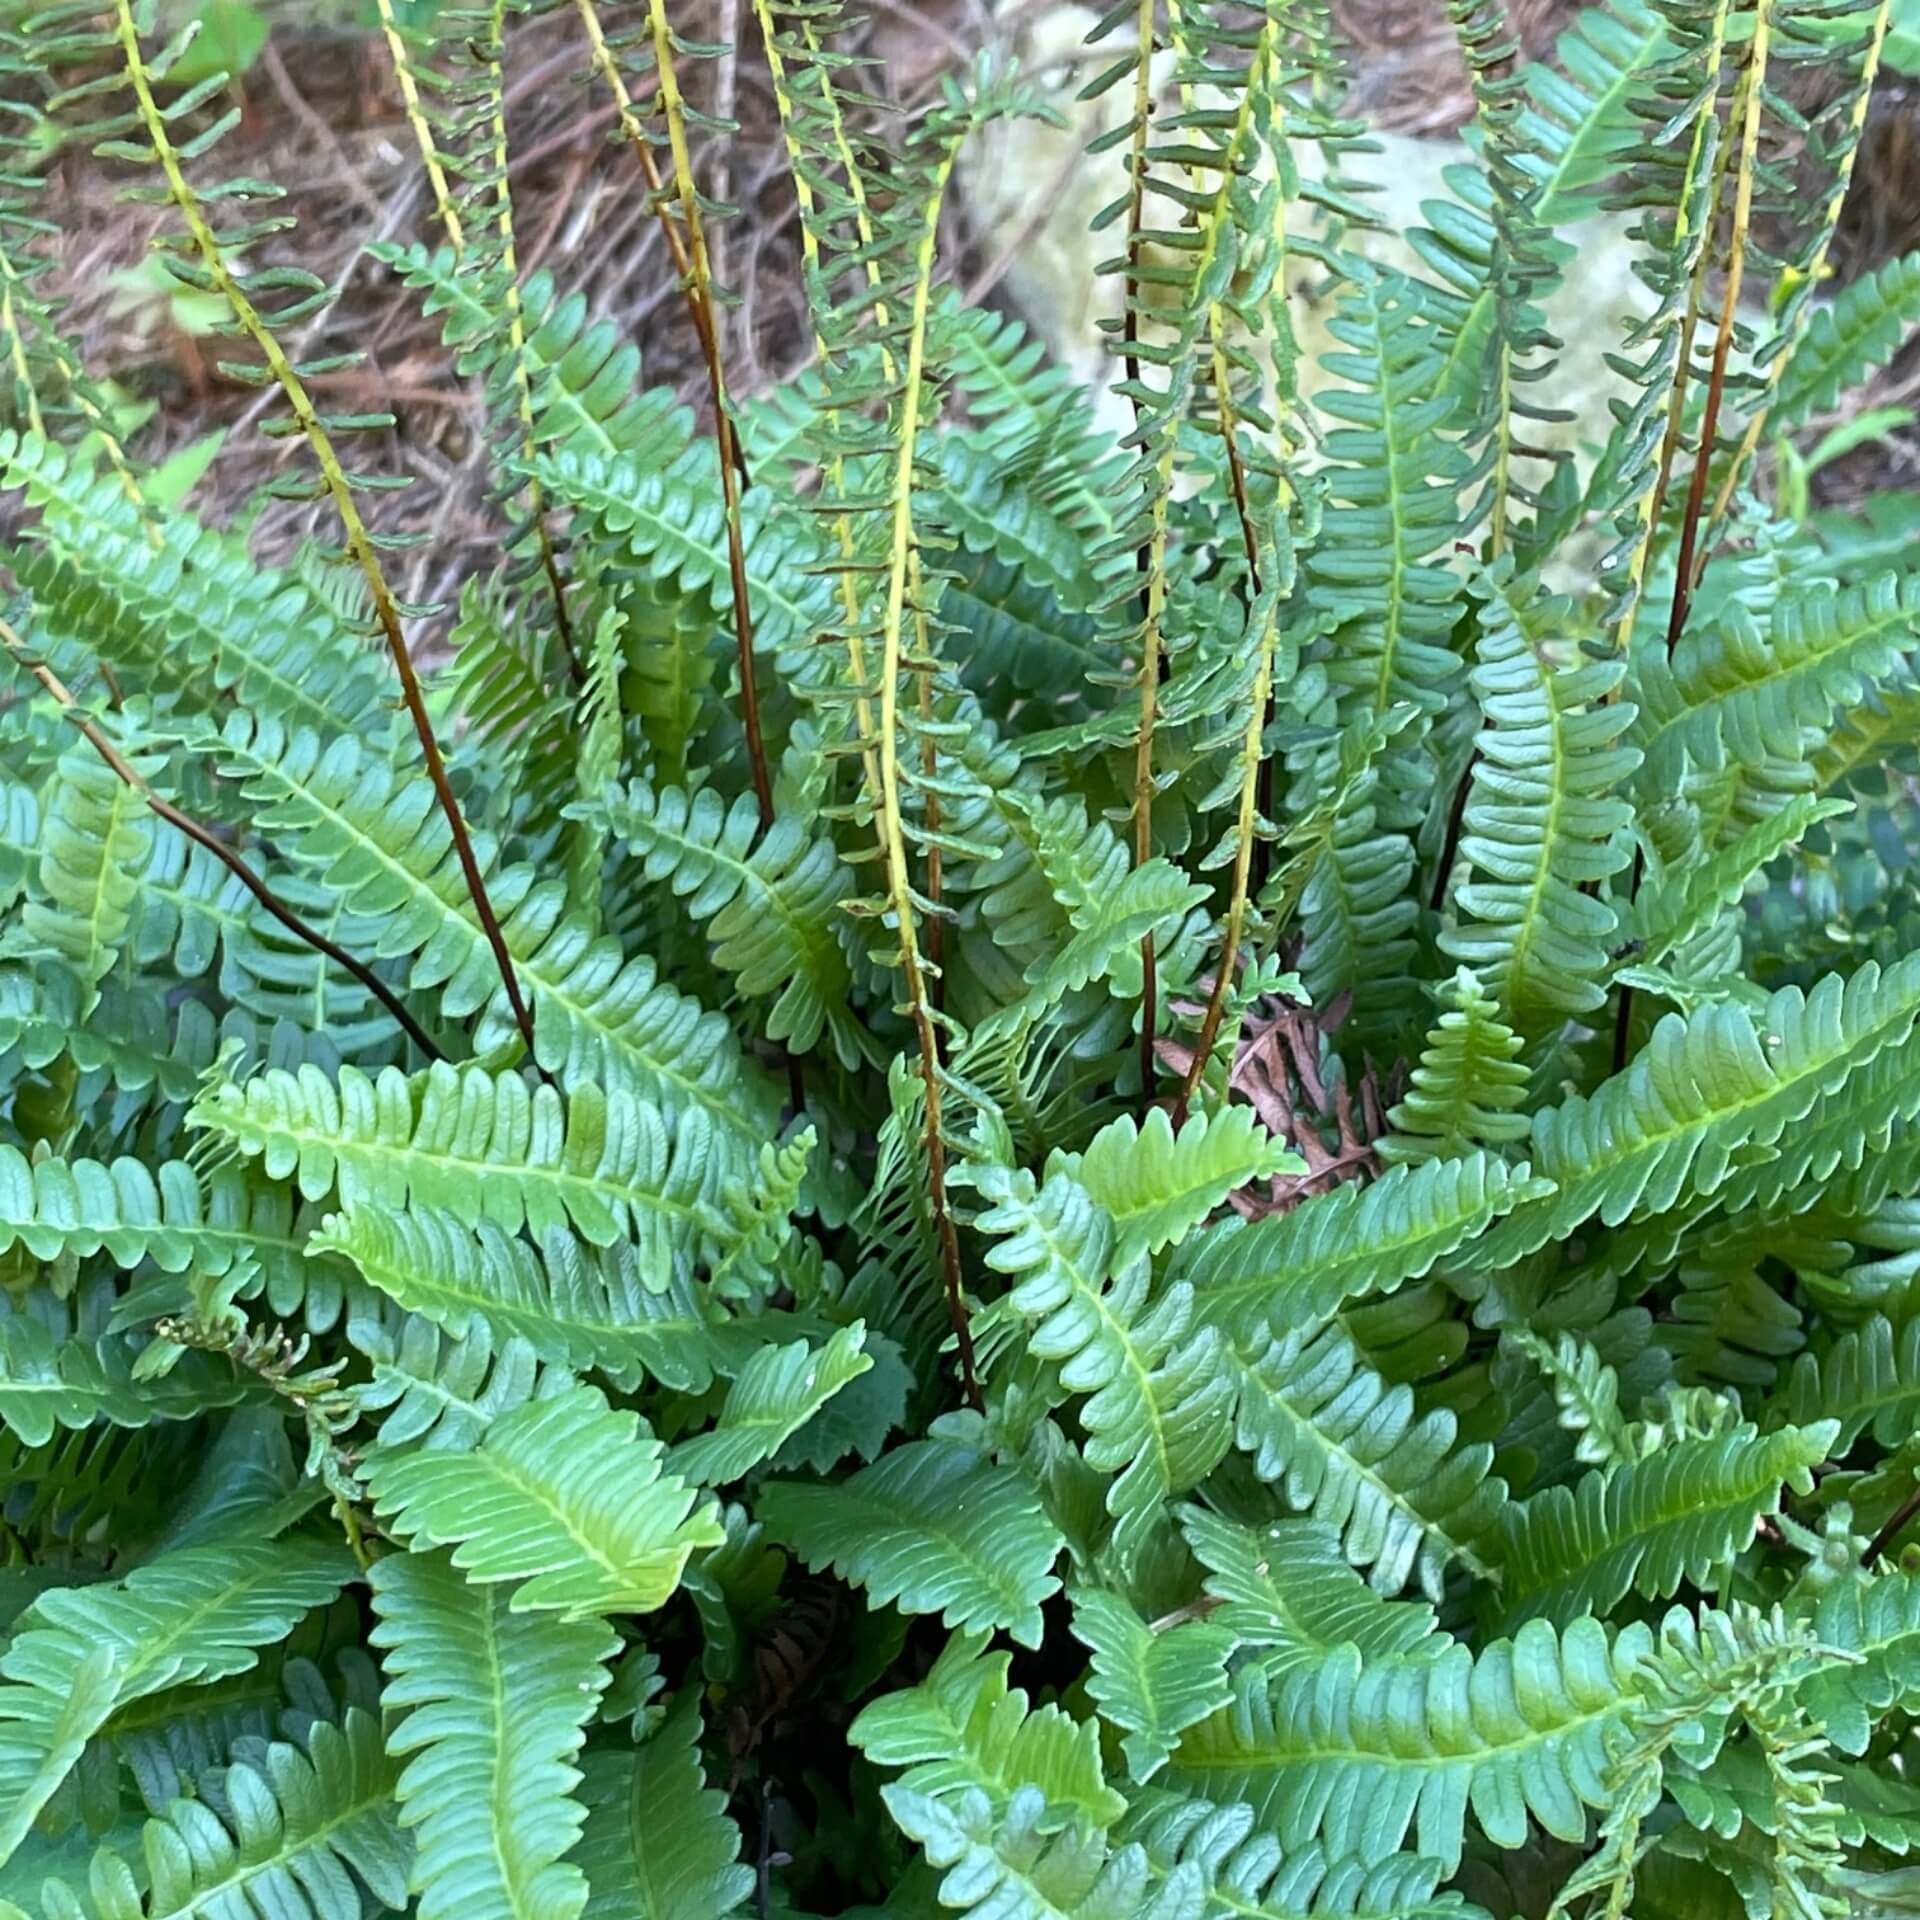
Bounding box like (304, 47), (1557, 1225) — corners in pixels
(0, 0), (1919, 1913)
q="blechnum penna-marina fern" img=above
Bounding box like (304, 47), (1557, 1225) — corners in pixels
(4, 0), (1920, 1912)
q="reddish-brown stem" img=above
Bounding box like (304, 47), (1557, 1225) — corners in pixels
(3, 629), (444, 1063)
(1122, 2), (1159, 1117)
(1866, 1477), (1920, 1566)
(1616, 15), (1765, 1078)
(1174, 424), (1267, 1124)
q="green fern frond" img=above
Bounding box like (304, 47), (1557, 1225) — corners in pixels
(370, 1547), (613, 1920)
(346, 1307), (552, 1452)
(883, 1785), (1175, 1920)
(574, 1696), (753, 1920)
(0, 1150), (292, 1279)
(0, 1538), (355, 1864)
(171, 710), (780, 1156)
(1440, 567), (1638, 1033)
(0, 1317), (248, 1446)
(1480, 956), (1920, 1267)
(671, 1323), (871, 1486)
(1799, 1568), (1920, 1756)
(195, 1061), (745, 1256)
(1176, 1507), (1442, 1670)
(1233, 1320), (1507, 1599)
(15, 736), (150, 1012)
(1382, 969), (1533, 1164)
(1488, 1419), (1836, 1628)
(315, 1206), (735, 1393)
(1175, 1154), (1552, 1345)
(34, 1708), (407, 1920)
(851, 1628), (1126, 1832)
(972, 1152), (1233, 1565)
(363, 1382), (723, 1617)
(1632, 572), (1920, 795)
(1058, 1106), (1302, 1266)
(588, 778), (861, 1063)
(1070, 1586), (1234, 1784)
(1777, 1310), (1920, 1452)
(0, 432), (384, 741)
(760, 1438), (1064, 1649)
(1121, 1790), (1491, 1920)
(1771, 248), (1920, 434)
